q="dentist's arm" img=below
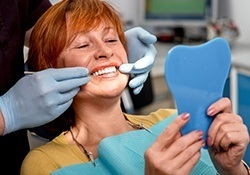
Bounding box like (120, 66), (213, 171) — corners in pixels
(119, 27), (157, 95)
(0, 67), (89, 135)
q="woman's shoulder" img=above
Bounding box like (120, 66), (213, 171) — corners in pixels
(21, 132), (86, 175)
(29, 132), (69, 154)
(125, 108), (177, 128)
(148, 108), (177, 119)
(20, 134), (64, 175)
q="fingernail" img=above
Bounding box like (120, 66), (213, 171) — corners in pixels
(181, 113), (190, 121)
(201, 139), (205, 147)
(207, 107), (214, 116)
(196, 130), (204, 139)
(207, 136), (213, 146)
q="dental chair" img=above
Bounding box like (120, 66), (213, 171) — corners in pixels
(121, 73), (154, 114)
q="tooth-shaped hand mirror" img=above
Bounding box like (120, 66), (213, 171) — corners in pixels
(164, 37), (231, 148)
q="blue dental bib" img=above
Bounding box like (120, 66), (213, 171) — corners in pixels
(52, 113), (216, 175)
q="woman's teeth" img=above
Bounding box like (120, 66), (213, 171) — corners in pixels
(92, 66), (116, 76)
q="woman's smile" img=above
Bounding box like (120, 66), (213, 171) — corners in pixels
(91, 66), (117, 77)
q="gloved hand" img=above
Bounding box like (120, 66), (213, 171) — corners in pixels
(0, 67), (89, 135)
(119, 27), (157, 95)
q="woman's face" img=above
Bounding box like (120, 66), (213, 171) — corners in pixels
(57, 23), (129, 99)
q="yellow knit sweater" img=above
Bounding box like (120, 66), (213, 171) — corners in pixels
(21, 108), (177, 175)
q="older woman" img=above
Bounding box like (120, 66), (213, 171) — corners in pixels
(21, 0), (250, 174)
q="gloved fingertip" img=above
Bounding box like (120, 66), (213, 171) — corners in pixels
(128, 79), (137, 88)
(134, 62), (147, 70)
(129, 73), (149, 88)
(77, 67), (89, 76)
(82, 67), (89, 74)
(119, 64), (134, 73)
(82, 77), (90, 84)
(133, 85), (143, 95)
(138, 32), (157, 44)
(134, 55), (154, 70)
(147, 35), (157, 44)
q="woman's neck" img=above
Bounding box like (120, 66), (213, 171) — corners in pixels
(66, 98), (134, 158)
(75, 105), (129, 136)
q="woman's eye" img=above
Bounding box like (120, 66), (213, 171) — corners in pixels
(107, 39), (118, 43)
(77, 44), (88, 49)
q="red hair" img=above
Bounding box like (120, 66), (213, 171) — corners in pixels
(27, 0), (126, 71)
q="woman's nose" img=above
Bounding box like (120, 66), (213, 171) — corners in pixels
(94, 42), (113, 59)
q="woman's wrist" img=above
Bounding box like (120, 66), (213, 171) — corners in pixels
(242, 160), (250, 175)
(216, 160), (250, 175)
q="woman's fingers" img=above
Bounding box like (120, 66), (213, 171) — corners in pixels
(166, 130), (204, 159)
(145, 113), (205, 175)
(207, 97), (232, 116)
(210, 121), (248, 153)
(175, 150), (201, 174)
(207, 113), (243, 147)
(151, 113), (190, 151)
(220, 127), (249, 152)
(205, 98), (249, 174)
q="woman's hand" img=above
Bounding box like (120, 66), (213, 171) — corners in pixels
(144, 113), (205, 175)
(206, 98), (250, 175)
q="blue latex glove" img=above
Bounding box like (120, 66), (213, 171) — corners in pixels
(0, 67), (89, 135)
(119, 27), (157, 95)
